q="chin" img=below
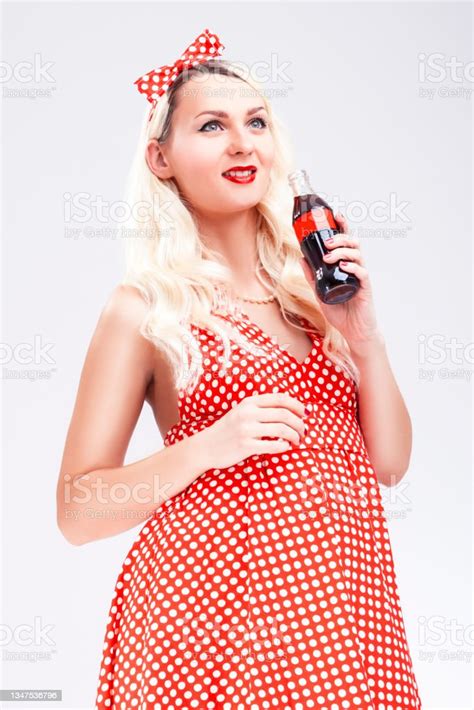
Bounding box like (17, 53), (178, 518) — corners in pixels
(227, 197), (262, 211)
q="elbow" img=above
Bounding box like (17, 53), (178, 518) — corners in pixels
(57, 521), (83, 546)
(375, 459), (411, 487)
(371, 441), (413, 488)
(56, 479), (90, 546)
(377, 468), (408, 487)
(56, 511), (89, 547)
(59, 524), (89, 546)
(371, 445), (412, 488)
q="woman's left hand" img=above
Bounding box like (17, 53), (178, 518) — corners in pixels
(300, 213), (384, 356)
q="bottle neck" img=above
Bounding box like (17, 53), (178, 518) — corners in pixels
(288, 169), (314, 197)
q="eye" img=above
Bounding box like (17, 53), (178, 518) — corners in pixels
(198, 120), (222, 132)
(198, 116), (269, 132)
(250, 117), (268, 129)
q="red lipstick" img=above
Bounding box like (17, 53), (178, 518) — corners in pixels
(222, 165), (257, 184)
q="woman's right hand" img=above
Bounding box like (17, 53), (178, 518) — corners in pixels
(198, 393), (308, 470)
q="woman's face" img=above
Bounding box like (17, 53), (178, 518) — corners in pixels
(148, 73), (275, 217)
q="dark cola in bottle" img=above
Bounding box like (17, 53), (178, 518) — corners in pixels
(288, 169), (360, 304)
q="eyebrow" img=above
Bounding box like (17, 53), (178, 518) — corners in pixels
(194, 106), (267, 119)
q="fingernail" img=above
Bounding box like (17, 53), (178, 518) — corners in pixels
(304, 404), (311, 415)
(325, 237), (334, 244)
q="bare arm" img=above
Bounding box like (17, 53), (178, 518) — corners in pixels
(56, 285), (211, 546)
(351, 335), (412, 488)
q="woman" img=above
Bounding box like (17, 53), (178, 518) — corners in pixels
(56, 28), (422, 710)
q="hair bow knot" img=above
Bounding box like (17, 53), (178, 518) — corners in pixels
(134, 28), (226, 121)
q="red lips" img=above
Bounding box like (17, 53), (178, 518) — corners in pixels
(222, 165), (257, 175)
(222, 166), (257, 184)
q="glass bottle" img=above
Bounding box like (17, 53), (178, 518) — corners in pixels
(288, 169), (360, 304)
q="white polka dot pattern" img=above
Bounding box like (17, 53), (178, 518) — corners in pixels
(94, 310), (423, 709)
(134, 27), (225, 122)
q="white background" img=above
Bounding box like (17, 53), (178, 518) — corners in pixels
(2, 2), (472, 708)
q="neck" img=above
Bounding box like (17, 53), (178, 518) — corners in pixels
(196, 209), (269, 292)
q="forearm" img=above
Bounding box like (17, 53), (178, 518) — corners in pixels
(350, 334), (412, 487)
(57, 429), (211, 546)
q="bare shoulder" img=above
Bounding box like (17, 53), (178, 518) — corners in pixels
(98, 284), (180, 433)
(102, 283), (150, 328)
(98, 283), (154, 359)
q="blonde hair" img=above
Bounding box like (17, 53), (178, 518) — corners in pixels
(121, 59), (360, 395)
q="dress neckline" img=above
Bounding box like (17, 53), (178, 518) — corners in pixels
(222, 308), (320, 368)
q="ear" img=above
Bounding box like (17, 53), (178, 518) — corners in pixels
(145, 138), (174, 180)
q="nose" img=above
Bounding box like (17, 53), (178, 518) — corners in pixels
(227, 126), (255, 155)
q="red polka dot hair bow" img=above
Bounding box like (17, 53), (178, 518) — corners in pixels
(134, 27), (226, 122)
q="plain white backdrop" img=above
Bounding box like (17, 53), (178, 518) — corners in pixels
(2, 2), (472, 708)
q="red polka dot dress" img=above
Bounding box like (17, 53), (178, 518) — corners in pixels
(94, 310), (423, 709)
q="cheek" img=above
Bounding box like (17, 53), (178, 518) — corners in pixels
(261, 138), (275, 169)
(172, 147), (223, 204)
(177, 140), (218, 176)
